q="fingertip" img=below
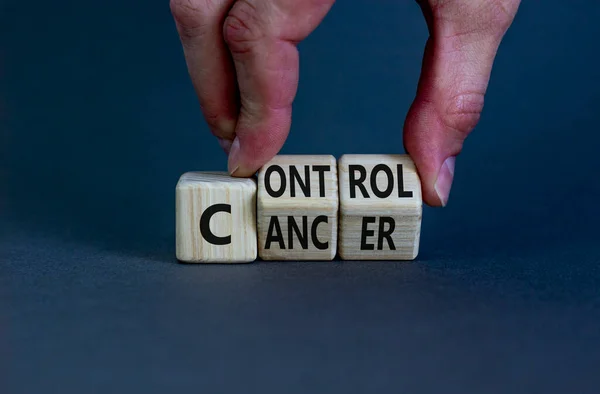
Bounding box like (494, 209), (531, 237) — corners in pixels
(418, 165), (450, 208)
(228, 152), (258, 178)
(226, 135), (280, 178)
(403, 100), (457, 208)
(218, 138), (233, 154)
(414, 157), (455, 208)
(227, 140), (284, 178)
(408, 147), (456, 208)
(227, 137), (244, 176)
(227, 104), (292, 178)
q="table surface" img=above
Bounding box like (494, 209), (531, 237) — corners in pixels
(3, 0), (600, 392)
(4, 228), (600, 393)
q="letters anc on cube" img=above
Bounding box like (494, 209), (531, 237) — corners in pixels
(257, 155), (338, 261)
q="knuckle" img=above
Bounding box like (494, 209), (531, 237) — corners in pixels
(170, 0), (213, 39)
(223, 0), (264, 54)
(489, 0), (520, 31)
(433, 0), (518, 40)
(441, 91), (485, 136)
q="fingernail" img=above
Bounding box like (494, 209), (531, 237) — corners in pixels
(228, 137), (241, 176)
(434, 156), (456, 207)
(218, 138), (233, 154)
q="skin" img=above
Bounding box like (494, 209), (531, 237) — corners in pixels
(170, 0), (521, 207)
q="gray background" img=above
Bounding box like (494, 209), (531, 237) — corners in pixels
(2, 0), (600, 393)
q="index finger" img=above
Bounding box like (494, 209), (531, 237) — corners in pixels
(170, 0), (239, 150)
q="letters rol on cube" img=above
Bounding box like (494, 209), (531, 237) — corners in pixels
(175, 172), (257, 263)
(338, 154), (422, 260)
(257, 155), (339, 260)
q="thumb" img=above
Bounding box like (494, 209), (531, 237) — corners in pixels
(404, 0), (520, 206)
(223, 0), (335, 177)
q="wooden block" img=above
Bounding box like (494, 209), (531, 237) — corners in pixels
(338, 154), (422, 260)
(176, 172), (257, 263)
(257, 155), (338, 260)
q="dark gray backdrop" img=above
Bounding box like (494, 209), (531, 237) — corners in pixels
(2, 1), (600, 393)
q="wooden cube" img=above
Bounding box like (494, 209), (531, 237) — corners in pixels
(257, 155), (338, 260)
(338, 154), (422, 260)
(176, 172), (257, 263)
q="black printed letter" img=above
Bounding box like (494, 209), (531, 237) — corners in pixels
(290, 165), (310, 197)
(370, 164), (394, 198)
(265, 216), (285, 249)
(288, 216), (309, 249)
(264, 165), (286, 198)
(377, 217), (396, 250)
(199, 204), (231, 245)
(311, 215), (329, 250)
(360, 217), (376, 250)
(312, 165), (331, 198)
(349, 165), (369, 198)
(397, 164), (413, 198)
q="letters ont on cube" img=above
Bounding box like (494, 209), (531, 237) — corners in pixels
(338, 154), (422, 260)
(257, 155), (339, 260)
(176, 172), (257, 263)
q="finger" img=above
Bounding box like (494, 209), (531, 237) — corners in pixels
(170, 0), (238, 151)
(223, 0), (335, 176)
(404, 0), (521, 206)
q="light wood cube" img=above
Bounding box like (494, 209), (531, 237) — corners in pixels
(176, 172), (257, 263)
(338, 154), (422, 260)
(257, 155), (338, 260)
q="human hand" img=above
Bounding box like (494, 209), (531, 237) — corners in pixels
(170, 0), (521, 206)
